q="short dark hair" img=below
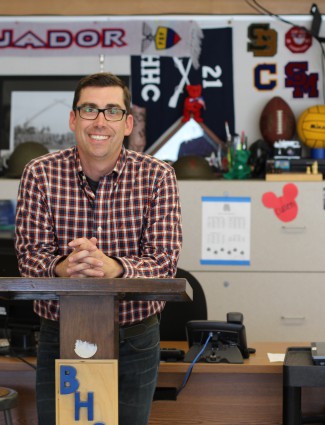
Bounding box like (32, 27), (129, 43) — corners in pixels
(72, 72), (131, 114)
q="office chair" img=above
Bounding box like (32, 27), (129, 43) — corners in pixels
(154, 269), (207, 401)
(159, 268), (207, 341)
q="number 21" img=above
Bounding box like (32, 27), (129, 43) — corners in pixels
(202, 65), (223, 88)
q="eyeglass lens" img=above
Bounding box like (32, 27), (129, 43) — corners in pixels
(78, 106), (124, 121)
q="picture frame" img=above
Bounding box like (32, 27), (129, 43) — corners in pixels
(0, 76), (82, 152)
(0, 75), (130, 153)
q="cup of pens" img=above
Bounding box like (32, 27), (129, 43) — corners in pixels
(224, 123), (250, 179)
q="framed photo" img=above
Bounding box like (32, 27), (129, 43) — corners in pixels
(0, 75), (130, 154)
(0, 76), (82, 153)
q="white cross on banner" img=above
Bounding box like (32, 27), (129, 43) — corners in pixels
(0, 18), (203, 68)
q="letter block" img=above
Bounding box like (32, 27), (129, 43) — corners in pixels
(56, 359), (118, 425)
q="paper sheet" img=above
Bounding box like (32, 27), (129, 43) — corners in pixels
(201, 196), (251, 266)
(267, 353), (285, 362)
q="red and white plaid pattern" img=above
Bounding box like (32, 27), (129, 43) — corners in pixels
(15, 146), (182, 326)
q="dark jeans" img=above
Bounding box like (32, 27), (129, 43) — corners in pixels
(36, 317), (160, 425)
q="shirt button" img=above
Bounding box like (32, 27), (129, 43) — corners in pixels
(97, 226), (103, 232)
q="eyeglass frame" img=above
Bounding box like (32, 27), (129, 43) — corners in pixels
(74, 105), (127, 122)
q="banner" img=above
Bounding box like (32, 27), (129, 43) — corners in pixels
(130, 28), (234, 154)
(0, 19), (202, 67)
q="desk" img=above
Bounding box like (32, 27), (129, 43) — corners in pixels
(1, 342), (325, 425)
(150, 342), (325, 425)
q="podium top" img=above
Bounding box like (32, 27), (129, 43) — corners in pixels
(0, 277), (192, 302)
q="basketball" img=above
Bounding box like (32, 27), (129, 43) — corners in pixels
(297, 105), (325, 148)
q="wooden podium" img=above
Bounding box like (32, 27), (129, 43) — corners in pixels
(0, 277), (192, 358)
(0, 277), (191, 424)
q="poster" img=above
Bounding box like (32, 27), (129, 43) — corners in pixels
(201, 196), (251, 266)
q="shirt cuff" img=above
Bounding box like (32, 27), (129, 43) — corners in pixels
(48, 255), (67, 277)
(113, 257), (134, 278)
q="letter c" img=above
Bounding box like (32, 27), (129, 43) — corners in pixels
(141, 84), (160, 102)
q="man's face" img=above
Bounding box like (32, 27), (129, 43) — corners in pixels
(69, 85), (133, 164)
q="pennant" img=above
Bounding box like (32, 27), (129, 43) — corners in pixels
(0, 19), (203, 67)
(131, 28), (235, 152)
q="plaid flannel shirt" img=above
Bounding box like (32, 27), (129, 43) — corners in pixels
(15, 146), (182, 325)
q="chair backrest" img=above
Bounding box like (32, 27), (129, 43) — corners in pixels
(159, 268), (208, 341)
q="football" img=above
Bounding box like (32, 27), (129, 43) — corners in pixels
(259, 96), (296, 145)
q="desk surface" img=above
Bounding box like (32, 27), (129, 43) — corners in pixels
(0, 341), (309, 373)
(159, 341), (309, 374)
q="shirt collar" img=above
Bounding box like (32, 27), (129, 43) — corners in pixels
(113, 145), (127, 178)
(74, 145), (127, 181)
(74, 147), (84, 176)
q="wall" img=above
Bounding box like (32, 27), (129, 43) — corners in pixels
(0, 12), (323, 152)
(0, 3), (322, 150)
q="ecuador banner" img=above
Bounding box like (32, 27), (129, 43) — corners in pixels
(0, 19), (202, 67)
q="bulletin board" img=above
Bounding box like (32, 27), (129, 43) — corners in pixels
(0, 12), (323, 155)
(131, 13), (325, 153)
(230, 13), (324, 149)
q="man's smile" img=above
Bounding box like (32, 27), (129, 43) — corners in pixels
(89, 134), (109, 141)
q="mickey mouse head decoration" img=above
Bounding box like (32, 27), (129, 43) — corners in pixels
(262, 183), (298, 222)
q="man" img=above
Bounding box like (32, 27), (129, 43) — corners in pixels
(15, 72), (182, 425)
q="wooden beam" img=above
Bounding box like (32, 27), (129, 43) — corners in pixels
(0, 0), (322, 16)
(0, 277), (192, 302)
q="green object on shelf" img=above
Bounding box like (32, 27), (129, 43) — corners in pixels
(224, 150), (251, 180)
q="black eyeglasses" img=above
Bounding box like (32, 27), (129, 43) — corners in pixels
(74, 105), (127, 122)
